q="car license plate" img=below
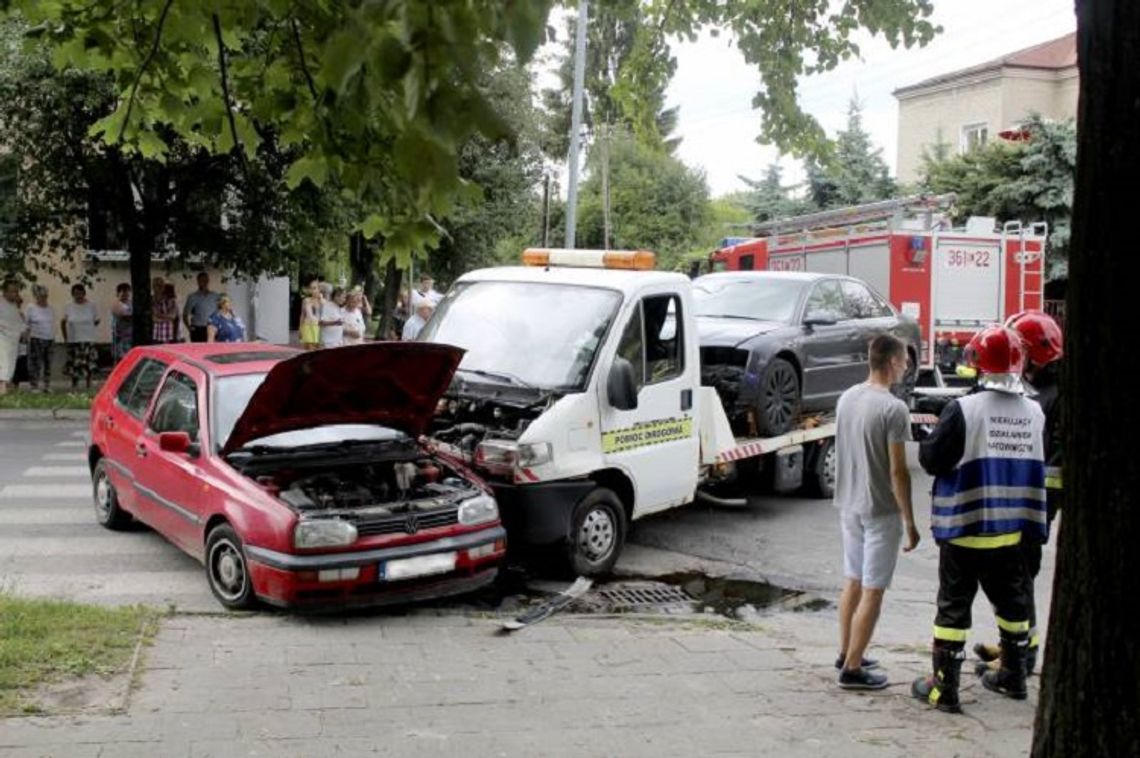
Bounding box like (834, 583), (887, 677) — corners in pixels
(380, 552), (457, 581)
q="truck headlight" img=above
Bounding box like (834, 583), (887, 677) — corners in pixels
(458, 495), (499, 526)
(474, 440), (553, 473)
(294, 519), (358, 548)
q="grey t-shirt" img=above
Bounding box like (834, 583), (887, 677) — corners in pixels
(834, 383), (912, 516)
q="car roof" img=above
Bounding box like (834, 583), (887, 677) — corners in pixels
(457, 265), (689, 294)
(696, 271), (834, 283)
(138, 343), (300, 376)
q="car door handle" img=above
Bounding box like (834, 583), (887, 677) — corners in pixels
(135, 443), (148, 458)
(680, 389), (692, 412)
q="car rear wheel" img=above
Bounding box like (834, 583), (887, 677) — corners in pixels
(805, 438), (837, 499)
(566, 488), (627, 578)
(92, 459), (131, 530)
(206, 524), (256, 611)
(756, 358), (801, 436)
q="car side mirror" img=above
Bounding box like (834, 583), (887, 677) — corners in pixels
(803, 312), (839, 328)
(607, 357), (639, 411)
(159, 431), (198, 457)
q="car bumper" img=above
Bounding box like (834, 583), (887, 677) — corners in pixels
(245, 526), (506, 608)
(491, 480), (595, 546)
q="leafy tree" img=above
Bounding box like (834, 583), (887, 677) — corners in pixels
(574, 130), (709, 270)
(1032, 1), (1140, 755)
(922, 114), (1075, 275)
(804, 98), (895, 209)
(739, 162), (809, 224)
(541, 0), (680, 158)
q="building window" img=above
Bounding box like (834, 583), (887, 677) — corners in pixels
(960, 123), (989, 153)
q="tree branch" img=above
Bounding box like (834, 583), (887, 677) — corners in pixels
(212, 12), (247, 170)
(290, 17), (320, 104)
(118, 0), (175, 142)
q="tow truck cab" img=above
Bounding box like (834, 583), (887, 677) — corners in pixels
(421, 249), (736, 575)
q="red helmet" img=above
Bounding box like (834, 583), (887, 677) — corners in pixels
(964, 325), (1025, 387)
(1005, 310), (1063, 368)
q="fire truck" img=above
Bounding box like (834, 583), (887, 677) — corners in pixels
(707, 195), (1047, 372)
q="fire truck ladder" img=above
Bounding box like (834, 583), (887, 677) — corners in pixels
(1003, 220), (1049, 312)
(740, 193), (958, 237)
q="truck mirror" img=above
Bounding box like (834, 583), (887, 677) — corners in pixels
(607, 357), (639, 411)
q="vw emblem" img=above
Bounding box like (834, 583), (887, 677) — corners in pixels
(404, 514), (419, 534)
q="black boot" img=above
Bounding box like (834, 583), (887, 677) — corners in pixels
(912, 645), (965, 713)
(982, 639), (1028, 700)
(1026, 644), (1038, 677)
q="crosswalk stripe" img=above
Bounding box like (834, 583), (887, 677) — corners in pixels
(0, 537), (173, 556)
(55, 440), (86, 448)
(22, 466), (91, 478)
(69, 431), (87, 438)
(42, 452), (87, 462)
(0, 507), (91, 525)
(0, 484), (91, 499)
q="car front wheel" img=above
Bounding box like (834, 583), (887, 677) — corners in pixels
(205, 524), (257, 611)
(756, 358), (801, 436)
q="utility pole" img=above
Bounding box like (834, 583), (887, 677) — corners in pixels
(601, 122), (611, 249)
(564, 0), (588, 249)
(541, 174), (551, 246)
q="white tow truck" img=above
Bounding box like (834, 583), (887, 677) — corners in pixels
(421, 249), (934, 576)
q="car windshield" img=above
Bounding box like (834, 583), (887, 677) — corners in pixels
(693, 277), (808, 323)
(213, 373), (403, 451)
(418, 281), (622, 391)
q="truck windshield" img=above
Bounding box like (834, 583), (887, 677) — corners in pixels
(693, 277), (807, 323)
(419, 281), (622, 391)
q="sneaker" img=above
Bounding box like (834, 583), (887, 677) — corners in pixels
(838, 667), (889, 690)
(835, 655), (880, 670)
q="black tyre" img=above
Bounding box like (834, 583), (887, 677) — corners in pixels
(804, 438), (837, 499)
(92, 458), (131, 530)
(892, 350), (918, 404)
(205, 524), (257, 611)
(755, 358), (801, 436)
(566, 488), (627, 577)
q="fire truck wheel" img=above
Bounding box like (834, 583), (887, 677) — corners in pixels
(566, 488), (627, 577)
(756, 358), (801, 436)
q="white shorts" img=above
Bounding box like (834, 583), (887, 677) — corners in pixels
(841, 511), (903, 590)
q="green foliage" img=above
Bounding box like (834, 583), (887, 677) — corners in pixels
(739, 163), (810, 224)
(922, 114), (1075, 275)
(13, 0), (557, 266)
(804, 98), (895, 208)
(574, 130), (710, 270)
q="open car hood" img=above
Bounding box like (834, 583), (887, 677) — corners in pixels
(222, 342), (464, 455)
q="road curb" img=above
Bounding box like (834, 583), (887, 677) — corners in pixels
(0, 408), (92, 421)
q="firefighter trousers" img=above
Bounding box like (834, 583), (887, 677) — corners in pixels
(1022, 492), (1062, 646)
(933, 542), (1030, 648)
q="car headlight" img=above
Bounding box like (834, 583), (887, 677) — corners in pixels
(458, 494), (499, 526)
(474, 440), (553, 473)
(294, 519), (358, 548)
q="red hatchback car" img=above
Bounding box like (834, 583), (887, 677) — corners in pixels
(88, 341), (506, 610)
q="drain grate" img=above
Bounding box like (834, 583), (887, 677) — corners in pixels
(596, 582), (695, 612)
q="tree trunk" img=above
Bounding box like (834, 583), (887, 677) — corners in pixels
(375, 257), (403, 340)
(1032, 2), (1140, 755)
(347, 231), (381, 304)
(127, 235), (153, 348)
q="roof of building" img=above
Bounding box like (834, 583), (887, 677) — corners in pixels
(894, 32), (1076, 98)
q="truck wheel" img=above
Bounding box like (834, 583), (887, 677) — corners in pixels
(892, 351), (918, 404)
(756, 358), (800, 436)
(205, 524), (257, 611)
(92, 459), (131, 530)
(805, 438), (837, 499)
(566, 488), (627, 577)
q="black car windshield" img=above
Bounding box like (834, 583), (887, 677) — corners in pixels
(418, 281), (622, 391)
(693, 277), (808, 323)
(213, 373), (403, 451)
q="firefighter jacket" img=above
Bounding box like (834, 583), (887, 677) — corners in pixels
(918, 389), (1048, 547)
(1028, 363), (1063, 494)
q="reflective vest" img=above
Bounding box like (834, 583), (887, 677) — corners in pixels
(932, 391), (1048, 545)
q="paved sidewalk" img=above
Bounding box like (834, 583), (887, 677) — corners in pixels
(0, 608), (1039, 758)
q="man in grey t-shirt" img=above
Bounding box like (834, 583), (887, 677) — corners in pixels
(834, 334), (920, 690)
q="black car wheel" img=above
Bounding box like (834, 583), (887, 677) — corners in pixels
(92, 459), (131, 530)
(805, 438), (837, 499)
(566, 488), (627, 577)
(206, 524), (257, 611)
(756, 358), (801, 436)
(892, 351), (918, 404)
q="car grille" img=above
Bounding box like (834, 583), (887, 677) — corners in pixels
(700, 347), (749, 368)
(352, 507), (459, 537)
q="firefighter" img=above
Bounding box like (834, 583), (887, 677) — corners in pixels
(974, 310), (1064, 677)
(911, 324), (1048, 713)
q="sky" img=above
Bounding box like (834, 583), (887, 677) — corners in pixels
(665, 0), (1078, 196)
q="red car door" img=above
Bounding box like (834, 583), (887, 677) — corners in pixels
(133, 367), (210, 556)
(102, 356), (169, 520)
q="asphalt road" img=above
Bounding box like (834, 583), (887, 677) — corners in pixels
(0, 418), (1056, 639)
